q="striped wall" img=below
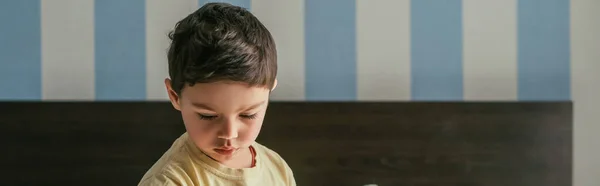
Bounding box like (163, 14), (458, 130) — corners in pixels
(0, 0), (598, 185)
(0, 0), (577, 102)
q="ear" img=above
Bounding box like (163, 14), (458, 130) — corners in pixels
(164, 78), (182, 111)
(271, 79), (278, 91)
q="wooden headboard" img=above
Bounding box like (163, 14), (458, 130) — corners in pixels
(0, 102), (572, 186)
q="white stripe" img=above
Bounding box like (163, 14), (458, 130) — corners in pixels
(41, 0), (95, 100)
(146, 0), (198, 100)
(251, 0), (305, 101)
(571, 0), (600, 185)
(462, 0), (517, 100)
(356, 0), (411, 101)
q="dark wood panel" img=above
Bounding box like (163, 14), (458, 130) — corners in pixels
(257, 102), (572, 186)
(0, 101), (572, 186)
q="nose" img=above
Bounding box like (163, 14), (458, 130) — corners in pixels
(217, 118), (238, 139)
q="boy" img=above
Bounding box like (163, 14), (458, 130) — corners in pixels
(138, 2), (295, 186)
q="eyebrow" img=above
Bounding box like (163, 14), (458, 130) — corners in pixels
(240, 101), (266, 112)
(190, 101), (266, 112)
(191, 103), (216, 111)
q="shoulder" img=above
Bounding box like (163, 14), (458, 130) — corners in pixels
(253, 142), (296, 186)
(138, 134), (197, 185)
(138, 159), (194, 186)
(137, 172), (182, 186)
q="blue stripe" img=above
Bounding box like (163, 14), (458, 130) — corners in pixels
(199, 0), (251, 10)
(0, 0), (41, 100)
(94, 0), (146, 100)
(517, 0), (570, 101)
(305, 0), (356, 101)
(410, 0), (463, 101)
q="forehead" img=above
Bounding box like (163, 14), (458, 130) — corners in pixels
(180, 81), (270, 108)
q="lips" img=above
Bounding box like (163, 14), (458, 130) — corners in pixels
(214, 147), (238, 155)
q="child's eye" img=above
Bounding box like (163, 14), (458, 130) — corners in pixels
(198, 114), (217, 120)
(240, 114), (257, 119)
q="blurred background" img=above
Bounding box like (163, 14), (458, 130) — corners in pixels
(0, 0), (598, 185)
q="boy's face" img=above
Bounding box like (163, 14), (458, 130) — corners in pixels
(165, 79), (274, 164)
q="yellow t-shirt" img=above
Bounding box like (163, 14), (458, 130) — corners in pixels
(138, 133), (296, 186)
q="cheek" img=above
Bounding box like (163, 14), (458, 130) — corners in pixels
(238, 118), (264, 141)
(181, 111), (216, 140)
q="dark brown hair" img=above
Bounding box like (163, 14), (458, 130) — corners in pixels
(167, 2), (277, 95)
